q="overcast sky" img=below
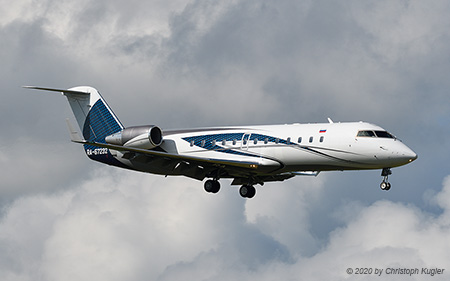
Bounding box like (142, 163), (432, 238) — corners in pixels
(1, 0), (450, 280)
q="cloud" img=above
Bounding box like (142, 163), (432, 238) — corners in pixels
(1, 170), (450, 280)
(2, 0), (450, 280)
(0, 137), (88, 207)
(4, 0), (449, 129)
(0, 169), (290, 280)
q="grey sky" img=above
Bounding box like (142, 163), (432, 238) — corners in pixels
(1, 0), (450, 280)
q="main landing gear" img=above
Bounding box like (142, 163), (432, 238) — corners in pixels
(204, 179), (220, 194)
(239, 185), (256, 199)
(380, 168), (392, 191)
(203, 180), (257, 198)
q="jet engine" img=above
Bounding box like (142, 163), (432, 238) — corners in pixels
(105, 125), (163, 149)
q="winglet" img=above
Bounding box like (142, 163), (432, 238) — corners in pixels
(327, 118), (334, 124)
(65, 118), (85, 143)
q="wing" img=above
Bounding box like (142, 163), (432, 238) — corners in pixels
(78, 140), (260, 168)
(75, 139), (264, 180)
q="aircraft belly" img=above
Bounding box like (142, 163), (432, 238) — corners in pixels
(186, 150), (282, 173)
(112, 148), (281, 179)
(116, 155), (206, 179)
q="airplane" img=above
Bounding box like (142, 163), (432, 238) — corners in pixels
(25, 86), (417, 198)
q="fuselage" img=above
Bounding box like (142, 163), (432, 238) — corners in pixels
(124, 121), (417, 177)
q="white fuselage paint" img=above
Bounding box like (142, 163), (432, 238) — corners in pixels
(153, 121), (417, 176)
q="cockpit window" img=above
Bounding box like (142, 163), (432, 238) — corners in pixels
(357, 130), (395, 139)
(374, 131), (395, 138)
(357, 130), (376, 137)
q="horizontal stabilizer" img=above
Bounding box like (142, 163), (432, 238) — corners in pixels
(23, 86), (90, 95)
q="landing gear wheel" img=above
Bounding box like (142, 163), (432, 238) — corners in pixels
(204, 180), (220, 193)
(380, 168), (393, 191)
(239, 185), (256, 198)
(380, 181), (391, 191)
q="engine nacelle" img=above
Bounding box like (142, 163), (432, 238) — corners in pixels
(105, 125), (163, 149)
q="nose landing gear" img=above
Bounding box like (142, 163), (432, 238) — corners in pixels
(380, 168), (392, 191)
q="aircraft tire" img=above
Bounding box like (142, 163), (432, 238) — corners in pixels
(204, 180), (214, 193)
(204, 180), (220, 193)
(211, 180), (220, 193)
(380, 181), (391, 191)
(239, 185), (256, 198)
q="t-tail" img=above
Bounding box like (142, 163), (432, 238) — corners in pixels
(24, 86), (125, 165)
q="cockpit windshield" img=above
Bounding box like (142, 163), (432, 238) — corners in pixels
(374, 131), (395, 138)
(357, 130), (395, 139)
(357, 130), (375, 137)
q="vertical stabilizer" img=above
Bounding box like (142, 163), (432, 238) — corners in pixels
(63, 86), (124, 143)
(24, 85), (124, 143)
(25, 85), (128, 167)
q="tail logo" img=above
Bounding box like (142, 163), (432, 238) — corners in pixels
(83, 99), (122, 143)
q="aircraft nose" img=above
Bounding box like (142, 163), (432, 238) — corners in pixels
(401, 145), (417, 163)
(383, 141), (418, 166)
(407, 150), (418, 162)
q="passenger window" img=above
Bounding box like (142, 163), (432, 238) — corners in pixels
(298, 137), (302, 143)
(190, 140), (194, 147)
(320, 136), (324, 143)
(212, 140), (216, 146)
(243, 139), (247, 145)
(233, 139), (237, 145)
(264, 138), (268, 144)
(275, 138), (280, 144)
(309, 136), (313, 143)
(201, 140), (206, 147)
(287, 137), (291, 144)
(254, 139), (258, 144)
(222, 140), (226, 145)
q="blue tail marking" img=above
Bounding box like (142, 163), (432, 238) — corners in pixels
(83, 99), (122, 143)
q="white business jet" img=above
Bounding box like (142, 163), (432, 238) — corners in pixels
(26, 86), (417, 198)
